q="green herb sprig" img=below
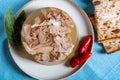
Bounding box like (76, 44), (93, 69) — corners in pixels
(4, 8), (26, 48)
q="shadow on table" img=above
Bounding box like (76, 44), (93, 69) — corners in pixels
(73, 0), (94, 15)
(81, 0), (94, 15)
(0, 17), (5, 37)
(2, 39), (36, 80)
(93, 30), (106, 54)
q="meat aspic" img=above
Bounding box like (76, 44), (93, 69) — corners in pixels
(21, 7), (75, 64)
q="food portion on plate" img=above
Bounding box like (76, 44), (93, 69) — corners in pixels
(21, 7), (76, 64)
(90, 0), (120, 54)
(4, 7), (92, 67)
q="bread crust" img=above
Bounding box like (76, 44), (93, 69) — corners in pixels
(106, 49), (120, 54)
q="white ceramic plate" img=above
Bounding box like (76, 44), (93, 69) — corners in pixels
(8, 0), (94, 80)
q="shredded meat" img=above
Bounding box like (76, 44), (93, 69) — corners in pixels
(22, 7), (75, 62)
(35, 16), (41, 24)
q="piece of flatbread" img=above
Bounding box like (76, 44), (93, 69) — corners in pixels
(89, 15), (120, 54)
(92, 0), (120, 42)
(102, 38), (120, 53)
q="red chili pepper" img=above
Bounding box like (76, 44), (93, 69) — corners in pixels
(70, 52), (92, 68)
(70, 56), (80, 68)
(78, 52), (92, 65)
(79, 35), (92, 54)
(70, 35), (93, 68)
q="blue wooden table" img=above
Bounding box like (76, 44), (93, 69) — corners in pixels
(0, 0), (120, 80)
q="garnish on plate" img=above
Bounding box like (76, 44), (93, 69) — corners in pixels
(70, 35), (92, 68)
(4, 8), (26, 48)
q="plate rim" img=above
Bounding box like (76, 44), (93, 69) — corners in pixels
(9, 0), (94, 80)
